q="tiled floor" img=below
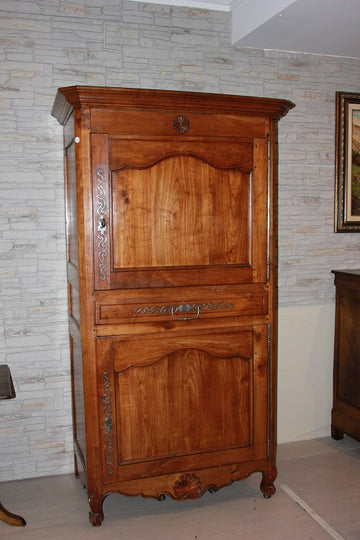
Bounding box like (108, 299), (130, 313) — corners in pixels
(1, 436), (359, 539)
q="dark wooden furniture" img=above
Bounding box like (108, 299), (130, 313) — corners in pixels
(0, 365), (26, 527)
(52, 86), (294, 526)
(331, 269), (360, 443)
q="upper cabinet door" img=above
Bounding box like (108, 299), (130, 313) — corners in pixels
(91, 118), (269, 290)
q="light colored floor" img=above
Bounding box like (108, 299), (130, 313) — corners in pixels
(1, 436), (359, 539)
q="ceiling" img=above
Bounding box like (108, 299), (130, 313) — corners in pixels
(128, 0), (360, 58)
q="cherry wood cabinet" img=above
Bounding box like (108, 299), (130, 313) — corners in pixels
(331, 269), (360, 443)
(52, 86), (294, 526)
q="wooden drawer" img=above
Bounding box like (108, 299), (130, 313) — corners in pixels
(95, 285), (268, 325)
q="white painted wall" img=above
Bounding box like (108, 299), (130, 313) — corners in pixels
(1, 0), (360, 481)
(278, 303), (335, 443)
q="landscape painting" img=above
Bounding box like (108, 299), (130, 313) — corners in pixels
(349, 108), (360, 217)
(335, 92), (360, 231)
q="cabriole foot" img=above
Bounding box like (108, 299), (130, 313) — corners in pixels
(88, 494), (105, 526)
(89, 510), (104, 527)
(0, 502), (26, 527)
(260, 470), (277, 499)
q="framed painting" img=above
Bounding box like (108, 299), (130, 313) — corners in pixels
(335, 91), (360, 231)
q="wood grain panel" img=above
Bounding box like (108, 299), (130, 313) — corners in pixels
(113, 329), (253, 370)
(112, 156), (250, 269)
(116, 345), (252, 464)
(104, 325), (269, 482)
(109, 139), (253, 170)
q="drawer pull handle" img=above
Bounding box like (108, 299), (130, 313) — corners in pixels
(133, 302), (234, 320)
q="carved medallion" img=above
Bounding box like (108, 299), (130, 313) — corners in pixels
(173, 473), (202, 499)
(173, 114), (191, 134)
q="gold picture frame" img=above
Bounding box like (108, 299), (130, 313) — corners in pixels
(335, 91), (360, 231)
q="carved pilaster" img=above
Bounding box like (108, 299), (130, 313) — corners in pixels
(96, 167), (107, 281)
(103, 371), (114, 476)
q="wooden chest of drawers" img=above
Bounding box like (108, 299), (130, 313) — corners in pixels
(331, 269), (360, 443)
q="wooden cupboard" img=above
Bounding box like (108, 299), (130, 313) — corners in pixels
(331, 269), (360, 443)
(51, 86), (294, 526)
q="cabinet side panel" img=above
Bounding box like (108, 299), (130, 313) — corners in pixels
(337, 290), (360, 409)
(64, 128), (87, 475)
(69, 323), (87, 471)
(65, 141), (79, 270)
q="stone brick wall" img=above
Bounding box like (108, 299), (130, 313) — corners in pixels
(1, 0), (360, 480)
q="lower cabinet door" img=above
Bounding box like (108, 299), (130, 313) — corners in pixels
(96, 325), (269, 486)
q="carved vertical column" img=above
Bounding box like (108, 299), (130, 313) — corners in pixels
(103, 371), (114, 476)
(96, 167), (108, 282)
(91, 134), (110, 288)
